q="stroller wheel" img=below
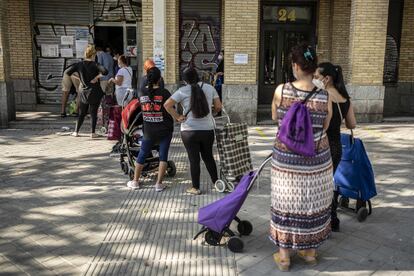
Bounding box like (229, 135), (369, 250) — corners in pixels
(205, 230), (221, 246)
(357, 207), (368, 222)
(129, 170), (134, 180)
(215, 180), (226, 193)
(120, 162), (128, 175)
(237, 220), (253, 236)
(339, 196), (349, 208)
(166, 161), (176, 177)
(227, 237), (244, 253)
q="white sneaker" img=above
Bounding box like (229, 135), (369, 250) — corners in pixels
(155, 183), (166, 192)
(127, 180), (141, 189)
(71, 132), (79, 137)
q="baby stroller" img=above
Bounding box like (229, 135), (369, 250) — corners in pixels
(193, 154), (272, 253)
(334, 130), (377, 222)
(213, 110), (253, 192)
(118, 95), (176, 180)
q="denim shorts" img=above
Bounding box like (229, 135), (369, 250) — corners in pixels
(136, 133), (173, 164)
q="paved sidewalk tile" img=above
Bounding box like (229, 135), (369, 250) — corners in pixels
(1, 123), (414, 275)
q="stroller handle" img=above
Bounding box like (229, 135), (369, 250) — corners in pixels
(247, 153), (273, 191)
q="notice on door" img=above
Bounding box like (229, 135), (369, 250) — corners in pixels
(234, 54), (248, 65)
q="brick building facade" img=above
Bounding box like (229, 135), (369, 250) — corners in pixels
(0, 0), (413, 127)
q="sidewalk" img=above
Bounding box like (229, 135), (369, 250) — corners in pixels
(0, 122), (413, 275)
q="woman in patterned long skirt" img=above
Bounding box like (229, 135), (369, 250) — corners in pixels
(270, 43), (333, 271)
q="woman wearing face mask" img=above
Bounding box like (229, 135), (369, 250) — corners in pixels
(214, 50), (224, 101)
(314, 62), (357, 232)
(270, 44), (333, 271)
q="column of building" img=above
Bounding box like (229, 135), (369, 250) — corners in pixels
(0, 0), (14, 128)
(347, 0), (389, 122)
(222, 0), (260, 125)
(396, 0), (414, 114)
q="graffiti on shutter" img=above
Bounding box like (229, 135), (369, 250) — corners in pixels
(93, 0), (141, 22)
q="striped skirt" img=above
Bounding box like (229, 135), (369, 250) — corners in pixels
(269, 147), (333, 249)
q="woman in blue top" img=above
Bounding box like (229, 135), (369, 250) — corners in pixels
(164, 68), (222, 195)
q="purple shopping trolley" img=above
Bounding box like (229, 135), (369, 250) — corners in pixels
(193, 154), (272, 252)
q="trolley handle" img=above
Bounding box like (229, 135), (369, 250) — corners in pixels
(247, 153), (273, 191)
(213, 106), (231, 127)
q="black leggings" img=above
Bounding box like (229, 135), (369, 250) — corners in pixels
(76, 102), (99, 133)
(181, 130), (218, 189)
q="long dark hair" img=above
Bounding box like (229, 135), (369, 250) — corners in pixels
(146, 67), (161, 101)
(183, 67), (209, 118)
(318, 62), (350, 99)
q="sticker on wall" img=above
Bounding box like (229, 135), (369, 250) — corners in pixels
(61, 36), (74, 46)
(234, 54), (249, 65)
(126, 46), (137, 57)
(41, 44), (59, 57)
(60, 48), (73, 58)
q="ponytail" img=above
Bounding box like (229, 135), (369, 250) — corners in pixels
(318, 62), (350, 99)
(334, 66), (350, 99)
(183, 67), (209, 118)
(146, 67), (161, 102)
(190, 83), (209, 118)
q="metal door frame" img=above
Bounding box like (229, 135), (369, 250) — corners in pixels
(258, 1), (317, 105)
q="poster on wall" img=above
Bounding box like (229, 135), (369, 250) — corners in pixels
(75, 29), (89, 41)
(41, 44), (59, 57)
(76, 40), (88, 58)
(234, 54), (249, 65)
(153, 0), (165, 73)
(60, 48), (73, 58)
(61, 36), (74, 45)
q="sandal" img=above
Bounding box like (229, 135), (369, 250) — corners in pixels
(297, 250), (318, 265)
(186, 187), (201, 195)
(273, 252), (290, 272)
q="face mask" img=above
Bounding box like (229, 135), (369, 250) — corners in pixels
(312, 78), (325, 90)
(218, 54), (223, 60)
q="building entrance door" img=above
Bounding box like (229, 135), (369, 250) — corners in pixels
(258, 4), (316, 122)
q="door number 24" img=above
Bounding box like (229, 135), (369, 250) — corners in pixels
(278, 9), (296, 22)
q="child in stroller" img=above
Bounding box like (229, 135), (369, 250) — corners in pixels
(118, 95), (176, 190)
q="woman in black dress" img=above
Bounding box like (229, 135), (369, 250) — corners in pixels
(66, 45), (108, 138)
(314, 62), (357, 231)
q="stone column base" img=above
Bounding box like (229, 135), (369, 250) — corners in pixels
(0, 81), (15, 128)
(13, 79), (37, 111)
(222, 84), (258, 125)
(384, 82), (414, 116)
(346, 84), (385, 123)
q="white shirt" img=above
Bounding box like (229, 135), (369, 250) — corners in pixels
(115, 67), (132, 89)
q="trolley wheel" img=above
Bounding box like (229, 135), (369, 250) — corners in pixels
(339, 196), (349, 208)
(227, 237), (244, 253)
(237, 220), (253, 236)
(357, 207), (368, 222)
(129, 170), (134, 180)
(227, 182), (235, 192)
(100, 126), (107, 134)
(205, 230), (221, 246)
(215, 180), (227, 193)
(120, 162), (128, 175)
(166, 161), (176, 177)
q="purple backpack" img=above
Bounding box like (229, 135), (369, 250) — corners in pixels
(278, 88), (318, 157)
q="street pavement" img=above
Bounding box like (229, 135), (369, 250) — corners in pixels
(0, 116), (413, 275)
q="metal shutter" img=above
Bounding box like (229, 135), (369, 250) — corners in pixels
(32, 0), (91, 25)
(180, 0), (222, 75)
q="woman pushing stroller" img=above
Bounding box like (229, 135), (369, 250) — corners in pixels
(126, 67), (174, 192)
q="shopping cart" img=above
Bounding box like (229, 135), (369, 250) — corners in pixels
(213, 109), (253, 192)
